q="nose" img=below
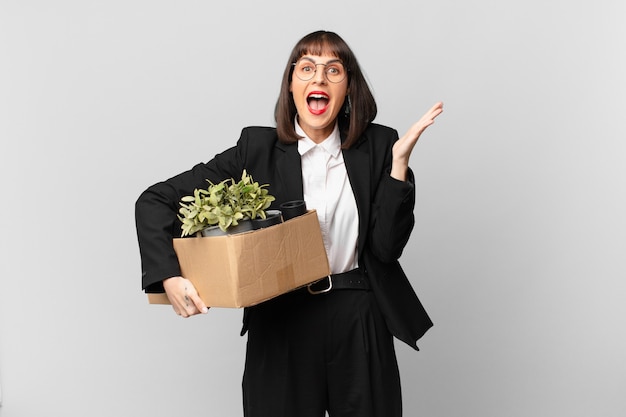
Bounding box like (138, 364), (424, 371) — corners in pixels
(312, 65), (327, 84)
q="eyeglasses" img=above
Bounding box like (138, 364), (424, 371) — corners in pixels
(292, 58), (347, 83)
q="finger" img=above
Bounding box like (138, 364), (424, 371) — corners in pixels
(180, 292), (200, 317)
(168, 292), (195, 318)
(406, 119), (434, 140)
(418, 104), (442, 124)
(176, 294), (194, 317)
(428, 101), (444, 113)
(174, 302), (191, 318)
(188, 291), (209, 314)
(427, 102), (444, 119)
(179, 284), (208, 316)
(165, 292), (186, 317)
(413, 103), (444, 133)
(420, 102), (443, 119)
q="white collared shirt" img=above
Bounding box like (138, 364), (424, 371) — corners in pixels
(296, 121), (359, 274)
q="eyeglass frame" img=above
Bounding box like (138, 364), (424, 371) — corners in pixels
(291, 57), (349, 84)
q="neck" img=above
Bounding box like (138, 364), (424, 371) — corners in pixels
(297, 119), (336, 144)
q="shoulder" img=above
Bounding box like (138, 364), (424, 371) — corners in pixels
(237, 126), (299, 156)
(234, 126), (298, 164)
(231, 126), (277, 150)
(365, 122), (398, 136)
(363, 123), (399, 141)
(357, 123), (399, 150)
(239, 126), (278, 141)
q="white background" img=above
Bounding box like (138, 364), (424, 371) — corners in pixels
(1, 1), (625, 416)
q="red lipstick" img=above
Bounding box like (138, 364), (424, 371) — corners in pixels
(307, 91), (330, 115)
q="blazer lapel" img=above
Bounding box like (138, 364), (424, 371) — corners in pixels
(342, 136), (371, 259)
(274, 141), (304, 202)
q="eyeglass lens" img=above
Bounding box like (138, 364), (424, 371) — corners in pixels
(293, 60), (346, 83)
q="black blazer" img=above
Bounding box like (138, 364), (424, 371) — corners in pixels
(135, 124), (433, 349)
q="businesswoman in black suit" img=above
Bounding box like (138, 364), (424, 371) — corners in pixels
(136, 30), (443, 417)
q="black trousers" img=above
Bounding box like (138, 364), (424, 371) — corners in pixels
(242, 286), (402, 417)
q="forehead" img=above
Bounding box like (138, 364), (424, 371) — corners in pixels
(297, 41), (341, 60)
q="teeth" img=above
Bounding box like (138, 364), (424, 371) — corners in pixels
(309, 94), (328, 99)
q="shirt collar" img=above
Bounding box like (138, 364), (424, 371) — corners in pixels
(296, 119), (342, 158)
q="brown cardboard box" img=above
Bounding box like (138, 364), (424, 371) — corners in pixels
(147, 210), (330, 308)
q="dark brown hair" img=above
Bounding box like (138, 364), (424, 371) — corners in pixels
(275, 31), (377, 149)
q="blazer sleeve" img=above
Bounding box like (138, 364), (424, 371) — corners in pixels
(134, 136), (250, 292)
(366, 128), (416, 263)
(358, 125), (432, 349)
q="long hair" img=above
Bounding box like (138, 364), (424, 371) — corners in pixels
(275, 31), (377, 149)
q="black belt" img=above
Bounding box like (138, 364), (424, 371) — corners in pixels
(307, 268), (370, 294)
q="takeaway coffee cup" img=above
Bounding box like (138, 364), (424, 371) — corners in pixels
(279, 200), (307, 221)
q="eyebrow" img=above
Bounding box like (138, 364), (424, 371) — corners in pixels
(300, 56), (343, 65)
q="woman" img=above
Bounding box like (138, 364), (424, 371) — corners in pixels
(136, 30), (443, 417)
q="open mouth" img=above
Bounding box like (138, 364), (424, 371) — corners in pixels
(307, 91), (329, 115)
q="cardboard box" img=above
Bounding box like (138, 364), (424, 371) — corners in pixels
(147, 210), (330, 308)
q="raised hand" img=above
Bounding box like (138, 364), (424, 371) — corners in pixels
(391, 102), (444, 181)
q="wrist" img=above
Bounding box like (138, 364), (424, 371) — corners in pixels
(390, 159), (409, 182)
(163, 275), (183, 288)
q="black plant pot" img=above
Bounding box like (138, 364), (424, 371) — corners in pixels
(251, 210), (283, 230)
(200, 220), (254, 236)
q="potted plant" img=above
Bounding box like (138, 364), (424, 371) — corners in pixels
(178, 170), (276, 237)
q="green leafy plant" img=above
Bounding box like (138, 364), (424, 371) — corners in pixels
(178, 170), (276, 237)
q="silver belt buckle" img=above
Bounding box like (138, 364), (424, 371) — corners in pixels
(307, 275), (333, 295)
